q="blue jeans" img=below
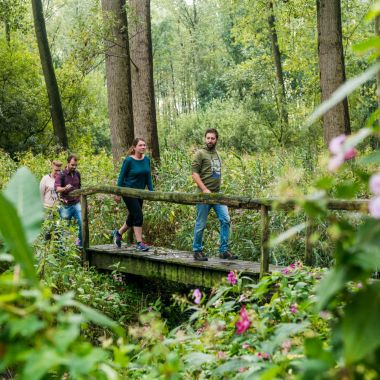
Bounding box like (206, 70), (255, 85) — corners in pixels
(59, 202), (82, 245)
(192, 204), (230, 253)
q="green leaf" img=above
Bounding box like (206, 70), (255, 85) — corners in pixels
(183, 352), (214, 367)
(0, 193), (38, 285)
(53, 323), (81, 352)
(297, 359), (333, 380)
(316, 267), (347, 310)
(67, 348), (108, 377)
(307, 63), (380, 126)
(22, 348), (66, 380)
(335, 182), (360, 199)
(9, 315), (45, 338)
(315, 177), (334, 191)
(271, 322), (309, 347)
(356, 219), (380, 251)
(304, 337), (335, 364)
(66, 300), (123, 335)
(342, 282), (380, 363)
(365, 3), (380, 22)
(351, 248), (380, 271)
(3, 167), (44, 245)
(353, 37), (380, 54)
(357, 149), (380, 165)
(213, 359), (253, 375)
(301, 199), (327, 218)
(269, 222), (307, 247)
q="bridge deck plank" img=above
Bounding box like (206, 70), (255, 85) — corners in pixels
(87, 244), (284, 287)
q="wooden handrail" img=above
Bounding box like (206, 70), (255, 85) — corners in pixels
(71, 186), (369, 211)
(73, 187), (369, 277)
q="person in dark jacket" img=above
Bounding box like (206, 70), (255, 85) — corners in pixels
(55, 154), (82, 247)
(113, 138), (153, 251)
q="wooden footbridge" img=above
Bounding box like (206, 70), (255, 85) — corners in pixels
(71, 186), (369, 287)
(87, 244), (283, 287)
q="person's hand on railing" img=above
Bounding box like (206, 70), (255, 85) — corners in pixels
(114, 195), (121, 203)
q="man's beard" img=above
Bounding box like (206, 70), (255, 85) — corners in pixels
(206, 142), (216, 149)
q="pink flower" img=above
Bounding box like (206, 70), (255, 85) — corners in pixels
(236, 306), (251, 334)
(290, 304), (298, 314)
(193, 288), (202, 304)
(227, 270), (238, 285)
(328, 154), (345, 172)
(239, 367), (247, 373)
(319, 310), (331, 319)
(281, 267), (290, 275)
(217, 351), (227, 360)
(369, 174), (380, 195)
(328, 135), (357, 172)
(282, 340), (292, 354)
(329, 134), (346, 154)
(238, 294), (247, 302)
(357, 282), (363, 289)
(369, 196), (380, 219)
(344, 148), (357, 160)
(242, 342), (250, 349)
(257, 352), (270, 360)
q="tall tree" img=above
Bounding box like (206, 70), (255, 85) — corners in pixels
(317, 0), (351, 144)
(31, 0), (68, 149)
(267, 0), (288, 141)
(129, 0), (160, 162)
(101, 0), (134, 164)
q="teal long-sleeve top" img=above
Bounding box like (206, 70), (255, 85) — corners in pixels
(117, 156), (154, 191)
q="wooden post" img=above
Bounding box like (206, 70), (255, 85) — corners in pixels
(305, 218), (314, 266)
(81, 195), (90, 267)
(260, 205), (270, 278)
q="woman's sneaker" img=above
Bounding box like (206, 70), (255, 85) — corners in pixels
(219, 251), (238, 260)
(136, 242), (149, 251)
(113, 230), (122, 248)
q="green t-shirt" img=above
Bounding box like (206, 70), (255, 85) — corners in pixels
(191, 147), (222, 193)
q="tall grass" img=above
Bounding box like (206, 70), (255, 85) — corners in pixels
(0, 146), (362, 267)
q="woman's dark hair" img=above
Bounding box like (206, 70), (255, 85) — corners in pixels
(127, 138), (146, 156)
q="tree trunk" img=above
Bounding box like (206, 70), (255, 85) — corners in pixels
(101, 0), (134, 164)
(129, 0), (160, 162)
(267, 0), (288, 139)
(31, 0), (68, 149)
(317, 0), (351, 144)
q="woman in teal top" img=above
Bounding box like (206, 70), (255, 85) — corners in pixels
(113, 138), (153, 251)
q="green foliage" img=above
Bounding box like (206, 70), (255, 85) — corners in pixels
(114, 266), (331, 379)
(0, 167), (123, 378)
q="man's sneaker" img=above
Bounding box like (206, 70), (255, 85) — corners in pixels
(136, 242), (149, 251)
(113, 230), (122, 248)
(219, 251), (238, 260)
(193, 251), (208, 261)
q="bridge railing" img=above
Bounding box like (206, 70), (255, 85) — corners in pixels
(71, 186), (369, 277)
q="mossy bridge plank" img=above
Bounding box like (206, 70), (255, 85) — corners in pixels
(87, 245), (283, 287)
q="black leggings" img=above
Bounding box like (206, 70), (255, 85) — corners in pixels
(123, 197), (143, 227)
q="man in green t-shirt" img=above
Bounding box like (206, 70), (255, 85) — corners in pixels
(191, 128), (238, 261)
